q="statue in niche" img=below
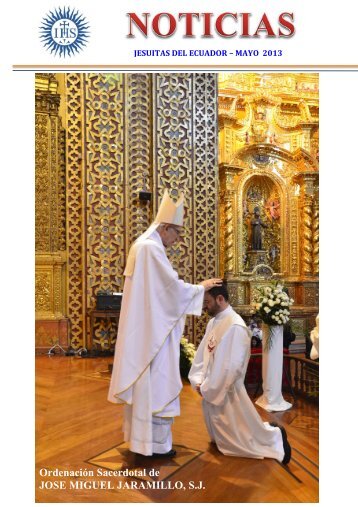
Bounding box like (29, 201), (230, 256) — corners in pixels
(269, 244), (279, 263)
(251, 206), (269, 250)
(243, 199), (250, 218)
(243, 252), (248, 267)
(255, 105), (266, 121)
(247, 185), (262, 201)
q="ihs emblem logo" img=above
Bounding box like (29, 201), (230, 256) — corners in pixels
(40, 6), (90, 57)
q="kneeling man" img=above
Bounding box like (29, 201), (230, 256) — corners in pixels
(189, 284), (291, 464)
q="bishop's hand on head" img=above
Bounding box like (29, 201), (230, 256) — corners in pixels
(200, 278), (223, 291)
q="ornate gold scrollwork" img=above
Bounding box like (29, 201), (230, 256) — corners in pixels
(224, 197), (235, 274)
(125, 74), (153, 247)
(65, 73), (85, 348)
(153, 73), (218, 344)
(84, 74), (126, 319)
(35, 272), (52, 313)
(63, 73), (218, 348)
(35, 74), (67, 331)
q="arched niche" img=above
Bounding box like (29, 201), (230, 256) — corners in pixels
(237, 170), (288, 276)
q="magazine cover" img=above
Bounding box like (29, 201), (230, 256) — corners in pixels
(3, 0), (358, 505)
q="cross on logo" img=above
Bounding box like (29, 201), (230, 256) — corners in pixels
(40, 6), (90, 57)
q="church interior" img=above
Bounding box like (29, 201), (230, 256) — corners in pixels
(35, 72), (319, 503)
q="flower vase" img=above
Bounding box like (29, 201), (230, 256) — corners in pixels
(255, 324), (292, 412)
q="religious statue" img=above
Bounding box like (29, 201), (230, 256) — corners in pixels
(247, 186), (262, 201)
(265, 199), (280, 220)
(269, 245), (279, 263)
(251, 207), (268, 250)
(243, 199), (250, 218)
(255, 105), (266, 121)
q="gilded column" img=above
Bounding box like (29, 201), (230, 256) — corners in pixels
(299, 175), (316, 277)
(313, 198), (319, 276)
(301, 196), (313, 275)
(218, 188), (226, 277)
(219, 167), (236, 278)
(35, 73), (68, 351)
(224, 194), (235, 275)
(289, 194), (300, 276)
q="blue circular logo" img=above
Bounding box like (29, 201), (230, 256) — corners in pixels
(40, 6), (90, 57)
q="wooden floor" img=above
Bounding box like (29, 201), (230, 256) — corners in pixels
(36, 355), (318, 503)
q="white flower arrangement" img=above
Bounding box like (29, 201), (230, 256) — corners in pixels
(254, 283), (294, 327)
(180, 337), (197, 377)
(180, 337), (196, 362)
(254, 283), (294, 350)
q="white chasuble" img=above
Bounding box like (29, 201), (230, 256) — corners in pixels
(189, 306), (284, 461)
(108, 230), (204, 455)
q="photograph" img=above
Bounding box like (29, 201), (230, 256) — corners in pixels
(35, 71), (319, 502)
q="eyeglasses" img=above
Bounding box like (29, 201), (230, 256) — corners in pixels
(169, 226), (181, 236)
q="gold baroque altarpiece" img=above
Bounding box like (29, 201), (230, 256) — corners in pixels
(218, 73), (319, 349)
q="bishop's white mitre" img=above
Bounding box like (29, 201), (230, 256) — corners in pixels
(154, 189), (184, 226)
(124, 189), (184, 276)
